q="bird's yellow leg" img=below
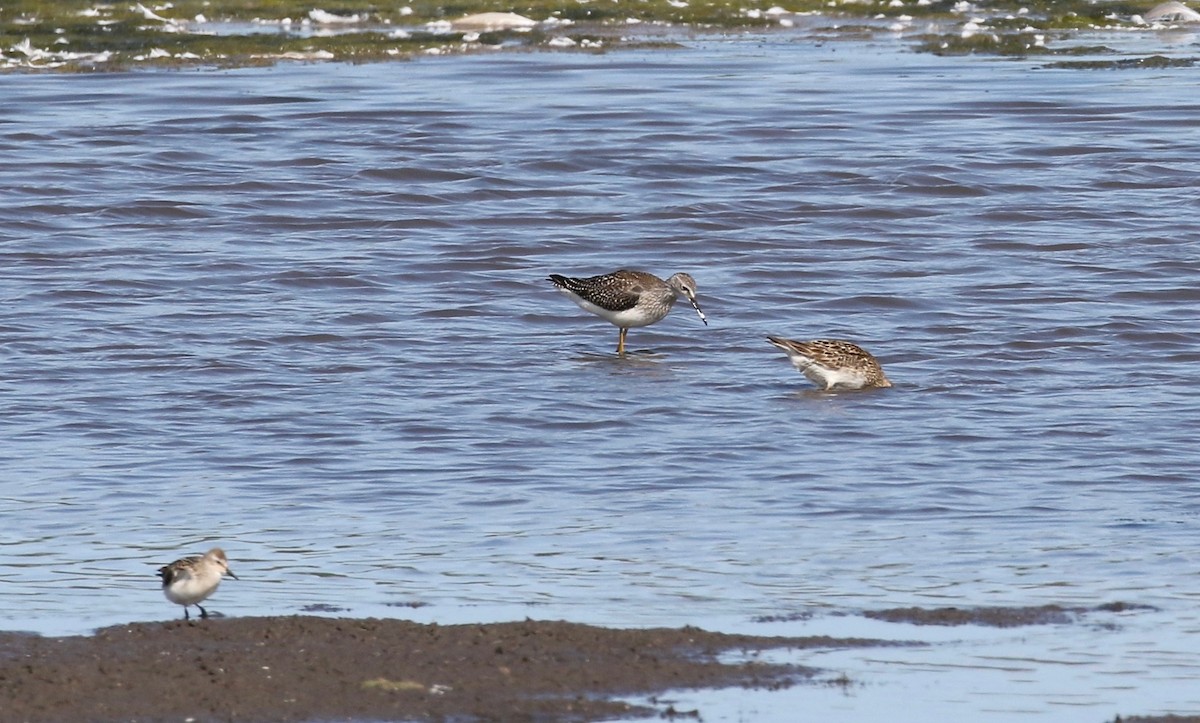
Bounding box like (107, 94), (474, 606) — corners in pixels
(617, 328), (627, 356)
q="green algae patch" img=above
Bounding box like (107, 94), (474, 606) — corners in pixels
(916, 31), (1059, 56)
(907, 0), (1183, 58)
(361, 677), (429, 692)
(0, 0), (739, 69)
(0, 0), (1192, 70)
(916, 32), (1119, 58)
(1046, 54), (1198, 69)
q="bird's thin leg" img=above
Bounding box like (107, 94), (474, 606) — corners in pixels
(183, 606), (190, 621)
(617, 328), (627, 355)
(197, 604), (209, 619)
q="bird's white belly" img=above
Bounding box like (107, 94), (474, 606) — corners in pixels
(563, 292), (669, 328)
(164, 576), (219, 606)
(784, 352), (868, 390)
(800, 363), (868, 390)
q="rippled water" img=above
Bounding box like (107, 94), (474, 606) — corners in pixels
(3, 31), (1200, 722)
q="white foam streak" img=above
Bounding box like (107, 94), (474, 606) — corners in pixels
(308, 9), (365, 24)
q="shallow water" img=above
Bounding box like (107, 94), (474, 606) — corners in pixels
(2, 30), (1200, 722)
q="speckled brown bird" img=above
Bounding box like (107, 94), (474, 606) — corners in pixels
(548, 269), (707, 355)
(767, 335), (891, 390)
(158, 547), (238, 620)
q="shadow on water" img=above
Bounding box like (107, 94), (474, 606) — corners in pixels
(567, 349), (668, 366)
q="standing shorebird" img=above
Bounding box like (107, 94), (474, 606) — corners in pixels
(767, 336), (892, 391)
(158, 547), (238, 620)
(547, 269), (707, 355)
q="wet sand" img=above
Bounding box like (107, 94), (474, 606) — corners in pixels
(0, 615), (883, 722)
(862, 601), (1158, 627)
(1, 606), (1189, 721)
(1113, 718), (1200, 723)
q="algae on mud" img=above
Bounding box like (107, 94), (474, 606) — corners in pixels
(0, 0), (1189, 70)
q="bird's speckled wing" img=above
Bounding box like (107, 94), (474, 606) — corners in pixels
(158, 556), (199, 587)
(548, 271), (645, 312)
(796, 339), (877, 367)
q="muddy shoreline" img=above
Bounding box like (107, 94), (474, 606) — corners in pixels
(0, 615), (884, 722)
(1, 606), (1191, 721)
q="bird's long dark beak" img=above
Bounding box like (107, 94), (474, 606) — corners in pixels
(687, 294), (708, 326)
(226, 570), (239, 580)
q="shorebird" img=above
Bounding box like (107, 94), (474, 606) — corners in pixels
(1142, 1), (1200, 23)
(767, 336), (892, 391)
(158, 547), (238, 620)
(547, 269), (707, 355)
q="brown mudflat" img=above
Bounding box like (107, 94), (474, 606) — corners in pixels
(862, 602), (1157, 628)
(1113, 717), (1200, 723)
(0, 615), (883, 722)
